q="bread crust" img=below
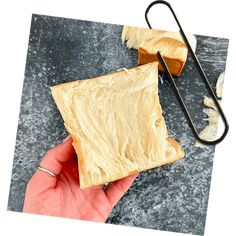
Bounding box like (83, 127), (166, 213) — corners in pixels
(122, 26), (197, 77)
(138, 47), (186, 77)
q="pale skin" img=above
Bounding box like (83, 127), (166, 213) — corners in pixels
(23, 136), (138, 222)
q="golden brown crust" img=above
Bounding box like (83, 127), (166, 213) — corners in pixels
(166, 138), (185, 160)
(138, 38), (187, 76)
(138, 47), (186, 77)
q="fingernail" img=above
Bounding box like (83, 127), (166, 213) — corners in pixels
(62, 135), (71, 143)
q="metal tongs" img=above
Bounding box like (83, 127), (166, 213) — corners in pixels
(145, 0), (229, 145)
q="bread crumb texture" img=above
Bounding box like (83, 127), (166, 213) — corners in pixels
(51, 62), (184, 188)
(195, 72), (224, 148)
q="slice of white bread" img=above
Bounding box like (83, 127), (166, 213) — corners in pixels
(51, 62), (184, 189)
(122, 26), (197, 76)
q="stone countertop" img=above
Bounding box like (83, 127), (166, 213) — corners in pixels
(8, 14), (229, 236)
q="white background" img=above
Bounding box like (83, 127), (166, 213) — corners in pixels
(0, 0), (235, 235)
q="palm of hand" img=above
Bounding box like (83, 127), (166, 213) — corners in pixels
(23, 137), (138, 222)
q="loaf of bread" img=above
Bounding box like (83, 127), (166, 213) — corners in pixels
(122, 26), (197, 76)
(51, 62), (184, 189)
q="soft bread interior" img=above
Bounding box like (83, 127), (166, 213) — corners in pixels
(51, 62), (184, 189)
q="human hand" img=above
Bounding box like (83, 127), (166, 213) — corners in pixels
(23, 136), (138, 222)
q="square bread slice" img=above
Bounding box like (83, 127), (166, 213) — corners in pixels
(51, 62), (184, 189)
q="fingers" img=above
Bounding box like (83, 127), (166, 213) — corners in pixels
(28, 136), (76, 190)
(40, 136), (75, 175)
(105, 173), (139, 208)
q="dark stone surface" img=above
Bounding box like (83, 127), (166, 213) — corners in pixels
(8, 14), (229, 236)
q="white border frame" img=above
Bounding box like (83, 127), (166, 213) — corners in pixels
(1, 1), (236, 235)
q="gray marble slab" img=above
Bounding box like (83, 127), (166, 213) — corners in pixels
(7, 14), (229, 236)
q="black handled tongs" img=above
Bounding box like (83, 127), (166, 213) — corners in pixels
(145, 0), (229, 145)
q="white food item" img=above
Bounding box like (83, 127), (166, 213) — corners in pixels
(195, 72), (224, 148)
(195, 98), (219, 148)
(216, 72), (224, 98)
